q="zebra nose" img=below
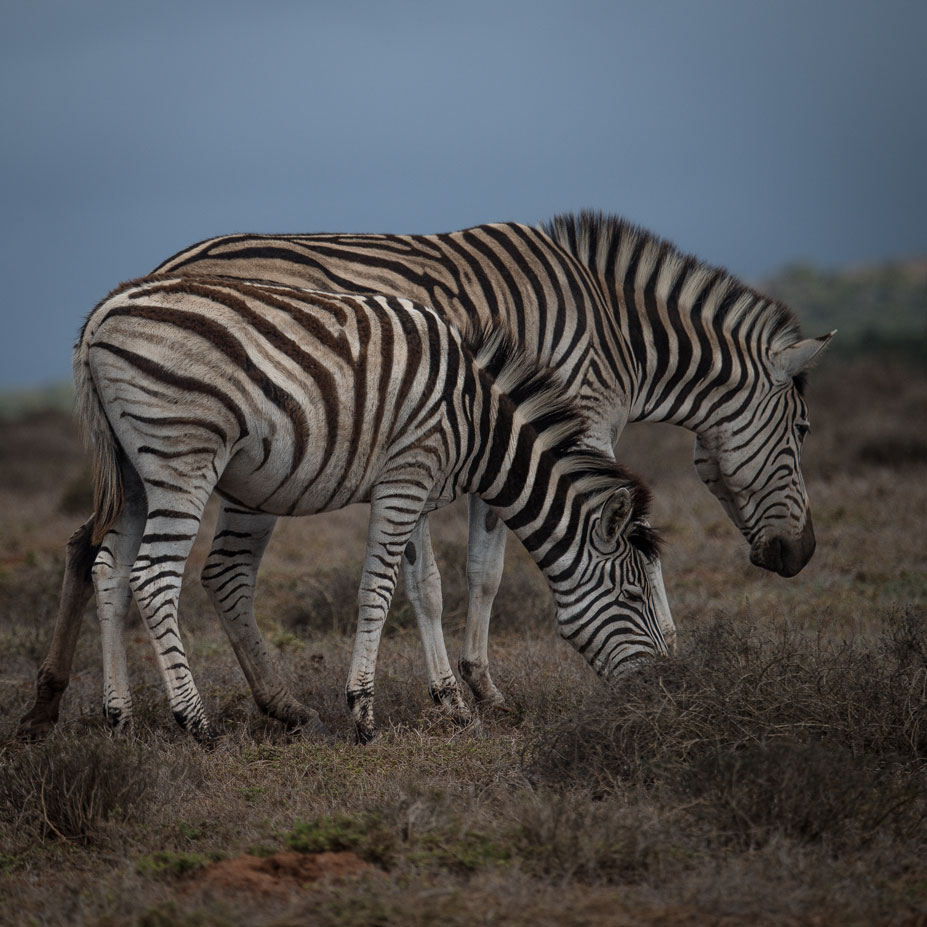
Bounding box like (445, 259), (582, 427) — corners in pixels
(750, 516), (816, 577)
(781, 516), (816, 576)
(751, 536), (783, 573)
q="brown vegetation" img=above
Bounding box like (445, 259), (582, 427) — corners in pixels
(1, 356), (925, 926)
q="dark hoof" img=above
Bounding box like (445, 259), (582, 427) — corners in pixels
(16, 714), (56, 742)
(456, 719), (487, 740)
(193, 726), (220, 750)
(177, 711), (217, 747)
(354, 726), (377, 746)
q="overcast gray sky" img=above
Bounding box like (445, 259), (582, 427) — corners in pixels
(2, 0), (925, 388)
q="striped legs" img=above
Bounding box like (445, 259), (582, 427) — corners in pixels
(124, 485), (214, 742)
(346, 490), (427, 744)
(401, 517), (470, 725)
(201, 504), (327, 735)
(93, 503), (144, 732)
(458, 496), (508, 708)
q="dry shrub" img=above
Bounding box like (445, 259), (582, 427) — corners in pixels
(280, 541), (552, 642)
(280, 567), (365, 637)
(525, 609), (927, 851)
(511, 790), (698, 884)
(684, 739), (923, 849)
(0, 732), (198, 845)
(280, 566), (421, 637)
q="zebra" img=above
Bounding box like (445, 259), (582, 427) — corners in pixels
(67, 274), (670, 743)
(18, 211), (830, 737)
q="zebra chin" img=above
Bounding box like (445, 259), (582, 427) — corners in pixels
(749, 515), (816, 577)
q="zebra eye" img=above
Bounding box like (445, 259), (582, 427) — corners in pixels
(796, 422), (811, 441)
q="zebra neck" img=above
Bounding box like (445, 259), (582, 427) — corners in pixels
(599, 265), (772, 431)
(467, 406), (579, 578)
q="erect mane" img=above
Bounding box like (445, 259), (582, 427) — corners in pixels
(462, 322), (661, 560)
(462, 322), (587, 459)
(541, 210), (803, 352)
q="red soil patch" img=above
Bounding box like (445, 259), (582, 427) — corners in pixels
(197, 850), (372, 899)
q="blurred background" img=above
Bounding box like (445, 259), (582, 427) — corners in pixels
(1, 0), (925, 404)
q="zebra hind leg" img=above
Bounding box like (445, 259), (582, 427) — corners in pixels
(17, 517), (98, 739)
(128, 481), (217, 744)
(202, 503), (328, 737)
(401, 516), (471, 726)
(92, 469), (148, 733)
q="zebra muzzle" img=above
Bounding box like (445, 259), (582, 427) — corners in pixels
(750, 516), (816, 577)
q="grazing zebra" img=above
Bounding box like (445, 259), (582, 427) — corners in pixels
(69, 274), (669, 743)
(18, 211), (830, 737)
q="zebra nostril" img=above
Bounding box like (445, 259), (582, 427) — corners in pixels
(751, 536), (784, 573)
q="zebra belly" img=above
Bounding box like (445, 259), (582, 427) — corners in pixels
(216, 438), (382, 517)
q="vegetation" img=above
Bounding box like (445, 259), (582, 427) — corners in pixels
(763, 256), (927, 361)
(1, 351), (925, 924)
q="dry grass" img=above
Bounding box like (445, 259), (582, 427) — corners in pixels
(1, 356), (926, 926)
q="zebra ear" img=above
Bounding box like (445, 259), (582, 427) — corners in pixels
(597, 488), (633, 546)
(771, 331), (836, 378)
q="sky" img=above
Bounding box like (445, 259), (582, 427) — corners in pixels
(1, 0), (925, 389)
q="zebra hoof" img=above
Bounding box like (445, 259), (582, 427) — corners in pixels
(354, 724), (378, 746)
(428, 682), (472, 727)
(104, 704), (134, 735)
(457, 718), (487, 740)
(193, 726), (220, 750)
(16, 712), (57, 741)
(176, 711), (217, 747)
(458, 659), (507, 709)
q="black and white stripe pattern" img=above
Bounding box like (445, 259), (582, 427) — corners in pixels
(541, 212), (832, 576)
(18, 210), (828, 739)
(153, 215), (829, 689)
(77, 275), (669, 742)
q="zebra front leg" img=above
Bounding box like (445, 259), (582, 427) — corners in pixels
(346, 492), (425, 744)
(458, 495), (508, 708)
(18, 517), (98, 739)
(202, 503), (328, 736)
(401, 516), (471, 725)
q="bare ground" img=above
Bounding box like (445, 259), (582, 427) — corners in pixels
(1, 357), (925, 926)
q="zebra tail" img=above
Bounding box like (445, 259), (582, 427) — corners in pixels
(73, 330), (125, 546)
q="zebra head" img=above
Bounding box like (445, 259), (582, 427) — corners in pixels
(693, 332), (834, 577)
(554, 485), (674, 677)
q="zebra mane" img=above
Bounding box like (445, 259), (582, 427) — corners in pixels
(462, 323), (659, 559)
(541, 210), (803, 352)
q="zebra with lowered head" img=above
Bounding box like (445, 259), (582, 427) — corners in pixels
(71, 274), (670, 743)
(19, 210), (830, 738)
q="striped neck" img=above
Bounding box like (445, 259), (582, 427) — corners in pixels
(470, 392), (581, 578)
(459, 363), (646, 591)
(542, 212), (802, 432)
